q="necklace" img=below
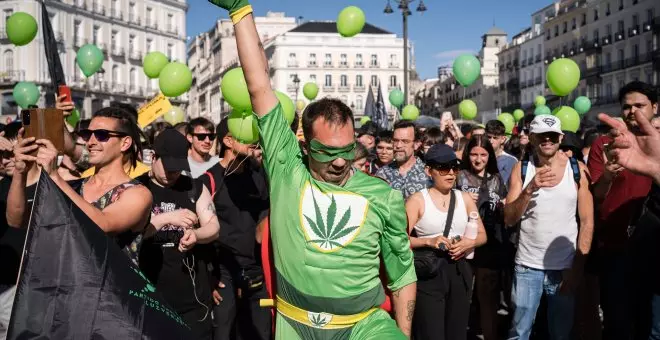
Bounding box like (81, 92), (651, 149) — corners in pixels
(430, 188), (451, 208)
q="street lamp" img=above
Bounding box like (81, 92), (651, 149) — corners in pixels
(292, 74), (301, 103)
(384, 0), (427, 106)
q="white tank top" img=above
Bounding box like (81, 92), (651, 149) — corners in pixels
(516, 158), (578, 270)
(414, 189), (469, 239)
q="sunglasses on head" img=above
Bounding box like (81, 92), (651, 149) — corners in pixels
(78, 129), (127, 142)
(193, 133), (216, 141)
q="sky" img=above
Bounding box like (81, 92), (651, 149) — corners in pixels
(187, 0), (552, 80)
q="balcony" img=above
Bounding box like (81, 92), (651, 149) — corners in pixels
(388, 63), (399, 68)
(92, 2), (105, 15)
(624, 53), (653, 68)
(323, 85), (336, 92)
(520, 80), (528, 89)
(535, 76), (542, 85)
(521, 60), (527, 67)
(369, 63), (380, 68)
(338, 85), (350, 92)
(353, 85), (365, 92)
(614, 31), (625, 42)
(129, 49), (142, 61)
(354, 62), (364, 68)
(527, 79), (534, 87)
(506, 79), (519, 90)
(167, 24), (178, 35)
(535, 54), (542, 63)
(527, 57), (533, 65)
(323, 62), (333, 68)
(74, 38), (88, 48)
(129, 14), (141, 25)
(628, 25), (640, 37)
(339, 62), (349, 68)
(111, 45), (125, 57)
(0, 70), (25, 84)
(112, 9), (123, 20)
(114, 84), (126, 93)
(76, 0), (87, 10)
(584, 65), (601, 78)
(307, 62), (318, 68)
(601, 35), (612, 46)
(655, 16), (660, 32)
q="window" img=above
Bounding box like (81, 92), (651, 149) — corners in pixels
(356, 95), (363, 110)
(355, 75), (363, 87)
(324, 53), (332, 66)
(112, 65), (119, 83)
(340, 75), (348, 87)
(633, 14), (639, 26)
(606, 2), (611, 15)
(618, 0), (623, 10)
(168, 13), (174, 31)
(129, 68), (136, 86)
(605, 52), (611, 65)
(4, 50), (13, 71)
(289, 74), (298, 85)
(594, 29), (599, 40)
(648, 9), (655, 23)
(389, 75), (397, 87)
(167, 43), (173, 60)
(370, 54), (378, 66)
(3, 9), (13, 22)
(309, 74), (316, 82)
(288, 53), (296, 66)
(647, 39), (653, 55)
(618, 49), (624, 62)
(371, 75), (378, 86)
(93, 26), (100, 44)
(147, 7), (153, 25)
(571, 18), (576, 30)
(617, 20), (624, 33)
(537, 44), (541, 55)
(554, 25), (559, 36)
(594, 9), (599, 21)
(522, 50), (527, 61)
(546, 29), (551, 40)
(390, 54), (397, 66)
(606, 24), (612, 35)
(129, 35), (135, 49)
(581, 13), (586, 26)
(325, 74), (332, 87)
(309, 53), (316, 65)
(356, 53), (363, 66)
(73, 21), (81, 43)
(146, 39), (152, 52)
(111, 31), (118, 48)
(633, 44), (639, 58)
(339, 53), (347, 66)
(563, 21), (568, 33)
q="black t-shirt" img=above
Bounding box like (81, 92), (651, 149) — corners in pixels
(0, 176), (82, 288)
(139, 176), (213, 319)
(199, 159), (269, 272)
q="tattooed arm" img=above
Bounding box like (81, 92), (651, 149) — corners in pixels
(194, 186), (221, 244)
(391, 283), (416, 338)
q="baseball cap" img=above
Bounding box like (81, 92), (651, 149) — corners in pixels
(529, 114), (564, 135)
(424, 144), (461, 167)
(153, 129), (190, 173)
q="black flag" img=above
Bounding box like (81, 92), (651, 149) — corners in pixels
(41, 0), (66, 89)
(7, 172), (191, 339)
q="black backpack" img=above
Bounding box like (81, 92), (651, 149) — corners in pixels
(521, 156), (581, 187)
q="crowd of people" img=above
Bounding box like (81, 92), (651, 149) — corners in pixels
(1, 1), (660, 339)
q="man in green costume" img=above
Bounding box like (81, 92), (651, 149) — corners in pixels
(208, 1), (417, 339)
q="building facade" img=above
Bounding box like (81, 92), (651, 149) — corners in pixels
(0, 0), (188, 121)
(519, 4), (555, 109)
(187, 11), (297, 122)
(264, 21), (411, 126)
(497, 28), (530, 113)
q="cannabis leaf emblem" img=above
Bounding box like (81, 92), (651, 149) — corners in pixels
(304, 193), (359, 250)
(132, 267), (156, 293)
(308, 312), (331, 328)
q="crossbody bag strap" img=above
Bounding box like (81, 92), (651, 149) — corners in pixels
(442, 190), (457, 238)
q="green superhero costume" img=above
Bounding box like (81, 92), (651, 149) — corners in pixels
(257, 104), (416, 340)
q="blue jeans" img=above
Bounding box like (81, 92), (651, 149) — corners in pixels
(651, 295), (660, 340)
(508, 264), (575, 340)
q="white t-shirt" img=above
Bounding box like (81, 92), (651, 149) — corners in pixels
(188, 156), (220, 178)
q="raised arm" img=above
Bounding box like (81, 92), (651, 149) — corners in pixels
(194, 186), (221, 244)
(209, 0), (278, 116)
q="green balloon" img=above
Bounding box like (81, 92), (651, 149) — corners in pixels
(66, 108), (81, 128)
(12, 82), (40, 109)
(389, 89), (404, 107)
(275, 91), (295, 125)
(360, 116), (371, 125)
(546, 58), (580, 96)
(458, 99), (478, 120)
(513, 109), (525, 122)
(143, 52), (169, 79)
(76, 44), (104, 77)
(163, 106), (185, 125)
(534, 105), (552, 116)
(573, 96), (592, 116)
(6, 12), (37, 46)
(227, 109), (259, 144)
(159, 62), (192, 97)
(302, 82), (318, 101)
(553, 106), (581, 133)
(401, 105), (420, 121)
(534, 96), (546, 107)
(497, 113), (515, 134)
(452, 54), (481, 87)
(336, 6), (366, 38)
(221, 68), (252, 111)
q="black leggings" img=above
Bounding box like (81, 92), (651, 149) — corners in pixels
(413, 260), (472, 340)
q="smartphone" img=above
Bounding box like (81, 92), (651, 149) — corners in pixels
(603, 143), (611, 162)
(58, 85), (72, 101)
(21, 108), (65, 155)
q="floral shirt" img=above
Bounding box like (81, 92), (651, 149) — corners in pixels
(375, 157), (431, 200)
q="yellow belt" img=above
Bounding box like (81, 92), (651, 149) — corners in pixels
(259, 296), (378, 330)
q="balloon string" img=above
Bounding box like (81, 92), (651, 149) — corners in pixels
(224, 116), (261, 177)
(463, 87), (466, 100)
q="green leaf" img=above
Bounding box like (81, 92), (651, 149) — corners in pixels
(330, 226), (359, 241)
(329, 207), (352, 240)
(304, 215), (325, 239)
(311, 191), (327, 238)
(328, 240), (344, 249)
(326, 195), (337, 238)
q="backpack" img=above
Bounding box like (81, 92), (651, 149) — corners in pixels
(521, 157), (581, 187)
(204, 171), (218, 199)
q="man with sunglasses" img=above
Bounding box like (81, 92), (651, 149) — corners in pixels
(199, 118), (271, 340)
(504, 114), (594, 340)
(208, 1), (416, 339)
(187, 118), (220, 178)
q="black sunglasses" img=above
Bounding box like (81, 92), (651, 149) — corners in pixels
(193, 133), (216, 141)
(430, 163), (460, 175)
(79, 129), (127, 142)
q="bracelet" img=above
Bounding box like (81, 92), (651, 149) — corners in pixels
(230, 5), (253, 25)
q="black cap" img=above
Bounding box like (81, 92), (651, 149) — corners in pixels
(153, 129), (190, 173)
(217, 118), (229, 140)
(425, 144), (460, 167)
(560, 131), (583, 153)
